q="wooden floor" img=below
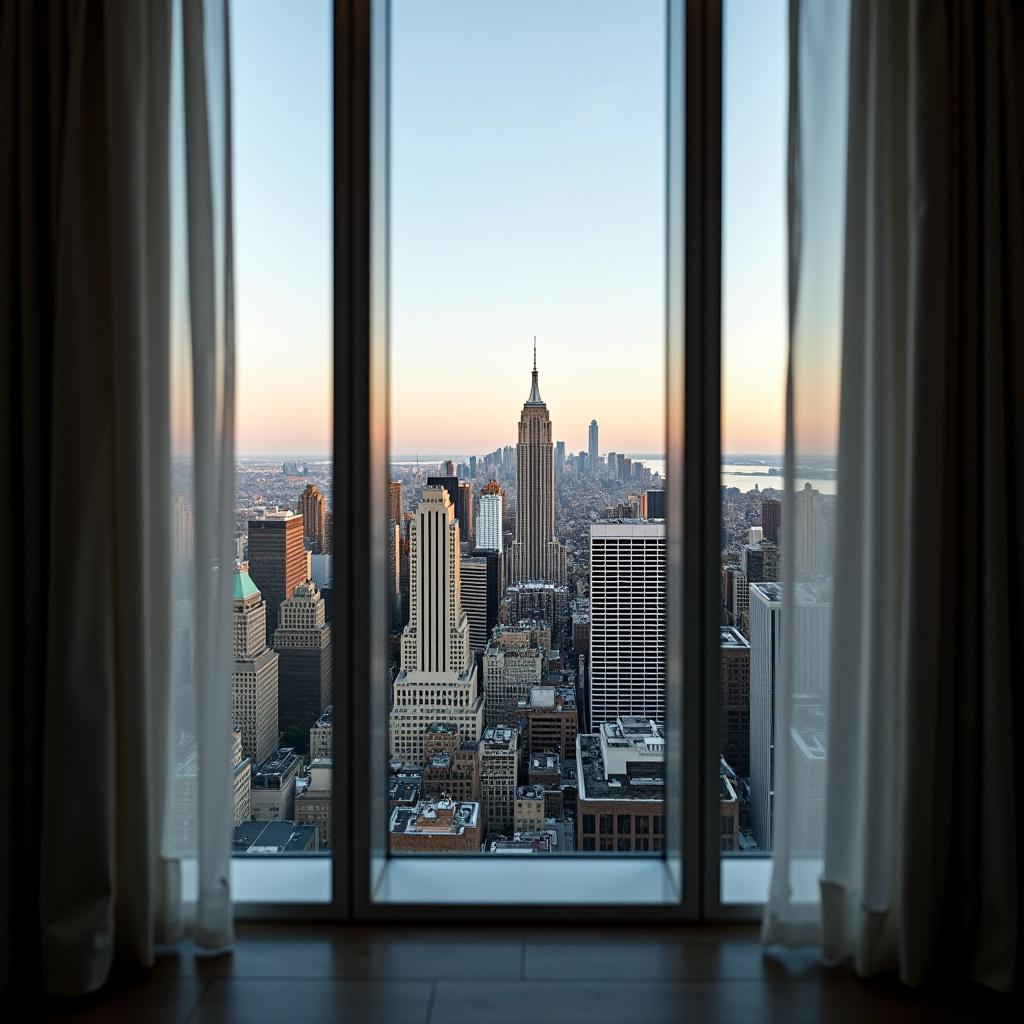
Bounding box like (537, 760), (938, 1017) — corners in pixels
(31, 923), (1010, 1023)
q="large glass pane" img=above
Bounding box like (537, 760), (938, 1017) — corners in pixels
(386, 0), (668, 856)
(719, 0), (837, 900)
(171, 0), (334, 862)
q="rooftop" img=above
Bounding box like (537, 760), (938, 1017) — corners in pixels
(254, 747), (301, 782)
(389, 798), (480, 836)
(425, 722), (458, 735)
(516, 784), (546, 800)
(719, 626), (750, 650)
(233, 568), (260, 601)
(313, 705), (333, 729)
(577, 731), (665, 804)
(233, 820), (317, 854)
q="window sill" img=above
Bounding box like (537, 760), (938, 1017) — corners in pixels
(182, 856), (332, 905)
(720, 855), (821, 906)
(372, 854), (682, 907)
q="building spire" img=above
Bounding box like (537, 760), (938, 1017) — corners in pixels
(527, 336), (543, 404)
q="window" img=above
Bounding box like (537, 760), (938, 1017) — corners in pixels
(213, 0), (788, 918)
(382, 0), (675, 872)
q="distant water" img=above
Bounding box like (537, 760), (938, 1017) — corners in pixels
(388, 455), (837, 495)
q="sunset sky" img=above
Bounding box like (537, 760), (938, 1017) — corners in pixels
(230, 0), (797, 458)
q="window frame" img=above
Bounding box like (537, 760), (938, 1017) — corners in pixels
(236, 0), (755, 924)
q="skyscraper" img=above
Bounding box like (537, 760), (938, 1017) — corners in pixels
(273, 579), (332, 734)
(554, 440), (565, 482)
(476, 481), (504, 553)
(505, 343), (567, 586)
(760, 496), (781, 544)
(794, 483), (825, 571)
(588, 520), (666, 726)
(298, 483), (327, 554)
(458, 481), (474, 547)
(646, 489), (666, 519)
(720, 626), (751, 777)
(232, 568), (280, 766)
(389, 488), (483, 764)
(461, 554), (500, 657)
(387, 480), (403, 526)
(248, 511), (306, 644)
(426, 474), (471, 548)
(749, 582), (780, 852)
(588, 419), (599, 474)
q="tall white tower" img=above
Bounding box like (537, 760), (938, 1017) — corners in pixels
(588, 520), (666, 726)
(476, 481), (504, 553)
(391, 488), (482, 763)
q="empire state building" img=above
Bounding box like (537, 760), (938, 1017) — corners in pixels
(506, 343), (567, 586)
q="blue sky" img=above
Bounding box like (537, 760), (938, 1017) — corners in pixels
(231, 0), (789, 457)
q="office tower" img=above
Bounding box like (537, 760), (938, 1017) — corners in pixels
(469, 455), (477, 478)
(443, 459), (456, 477)
(588, 419), (599, 473)
(458, 481), (473, 546)
(748, 582), (781, 851)
(620, 457), (632, 481)
(748, 526), (763, 546)
(386, 520), (401, 629)
(628, 493), (648, 519)
(294, 758), (332, 850)
(515, 785), (546, 833)
(232, 568), (279, 766)
(762, 542), (780, 582)
(298, 483), (327, 554)
(311, 553), (333, 590)
(477, 481), (504, 553)
(426, 474), (471, 548)
(273, 579), (332, 734)
(643, 489), (667, 520)
(741, 543), (765, 583)
(422, 742), (480, 804)
(761, 496), (781, 544)
(576, 718), (665, 852)
(389, 488), (483, 764)
(248, 511), (306, 644)
(175, 495), (193, 561)
(607, 452), (617, 479)
(522, 684), (578, 761)
(232, 729), (251, 826)
(589, 520), (666, 726)
(389, 798), (482, 853)
(749, 581), (835, 851)
(387, 480), (403, 526)
(479, 725), (519, 837)
(483, 633), (544, 726)
(310, 705), (333, 759)
(251, 747), (302, 821)
(461, 553), (500, 656)
(505, 344), (567, 585)
(794, 482), (825, 571)
(503, 580), (570, 652)
(554, 440), (565, 481)
(720, 627), (751, 777)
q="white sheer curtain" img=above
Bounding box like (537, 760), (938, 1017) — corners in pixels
(761, 0), (849, 950)
(1, 0), (234, 996)
(168, 0), (236, 954)
(766, 0), (1023, 994)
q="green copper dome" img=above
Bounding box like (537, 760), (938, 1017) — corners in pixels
(233, 568), (260, 601)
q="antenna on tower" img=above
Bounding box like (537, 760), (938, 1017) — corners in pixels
(533, 336), (537, 372)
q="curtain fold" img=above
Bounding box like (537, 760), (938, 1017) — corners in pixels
(770, 0), (1024, 994)
(2, 0), (234, 996)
